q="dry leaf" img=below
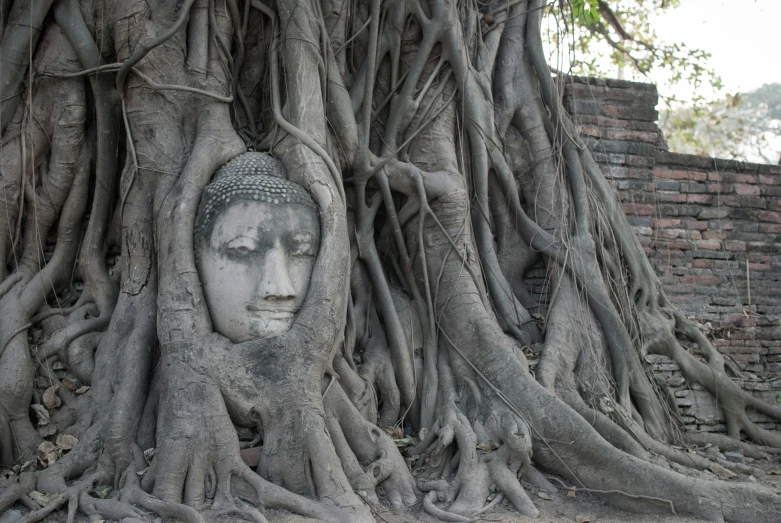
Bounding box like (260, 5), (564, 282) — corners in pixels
(56, 433), (78, 450)
(62, 379), (79, 391)
(476, 441), (500, 453)
(567, 490), (577, 498)
(75, 386), (90, 394)
(575, 516), (593, 523)
(709, 463), (736, 480)
(37, 424), (57, 438)
(537, 491), (552, 500)
(31, 404), (50, 425)
(383, 426), (404, 439)
(43, 386), (61, 410)
(38, 441), (58, 467)
(394, 438), (413, 448)
(28, 490), (57, 504)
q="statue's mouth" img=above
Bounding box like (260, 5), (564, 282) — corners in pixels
(246, 305), (297, 318)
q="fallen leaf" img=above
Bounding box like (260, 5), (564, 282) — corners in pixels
(136, 467), (149, 476)
(43, 386), (61, 410)
(567, 490), (577, 498)
(383, 426), (404, 439)
(93, 485), (112, 499)
(56, 433), (78, 450)
(75, 386), (90, 394)
(476, 441), (500, 453)
(709, 463), (737, 480)
(31, 404), (50, 425)
(28, 490), (57, 504)
(38, 424), (57, 438)
(394, 438), (412, 448)
(62, 379), (79, 391)
(576, 516), (593, 523)
(143, 447), (156, 462)
(537, 491), (552, 500)
(37, 441), (58, 467)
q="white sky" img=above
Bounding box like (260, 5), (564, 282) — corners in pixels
(653, 0), (781, 102)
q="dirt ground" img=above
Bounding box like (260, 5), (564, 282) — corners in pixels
(5, 453), (781, 523)
(266, 451), (781, 523)
(264, 493), (705, 523)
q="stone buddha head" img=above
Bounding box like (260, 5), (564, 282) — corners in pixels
(195, 153), (320, 342)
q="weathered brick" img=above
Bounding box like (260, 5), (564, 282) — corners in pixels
(680, 276), (721, 284)
(724, 240), (746, 252)
(655, 180), (681, 191)
(703, 231), (726, 240)
(687, 194), (713, 204)
(578, 125), (600, 137)
(759, 211), (781, 223)
(698, 208), (729, 219)
(735, 183), (761, 196)
(694, 239), (722, 250)
(686, 220), (709, 230)
(707, 183), (729, 193)
(606, 129), (657, 142)
(653, 218), (680, 228)
(623, 203), (654, 215)
(656, 168), (689, 180)
(656, 192), (687, 203)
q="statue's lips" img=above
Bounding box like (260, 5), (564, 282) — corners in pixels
(245, 305), (297, 319)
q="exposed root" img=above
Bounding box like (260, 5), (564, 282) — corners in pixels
(411, 353), (539, 520)
(546, 476), (677, 516)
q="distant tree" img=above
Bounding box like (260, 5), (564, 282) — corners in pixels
(545, 0), (721, 99)
(660, 83), (781, 163)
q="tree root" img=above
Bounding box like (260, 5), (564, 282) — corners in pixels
(546, 476), (677, 516)
(411, 352), (539, 520)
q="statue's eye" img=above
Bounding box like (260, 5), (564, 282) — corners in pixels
(227, 245), (254, 257)
(291, 243), (315, 258)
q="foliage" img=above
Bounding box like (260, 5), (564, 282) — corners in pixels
(661, 83), (781, 163)
(550, 0), (721, 101)
(554, 1), (780, 164)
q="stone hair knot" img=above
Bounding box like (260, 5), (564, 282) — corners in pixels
(195, 152), (318, 248)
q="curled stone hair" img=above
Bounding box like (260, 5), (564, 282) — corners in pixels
(194, 152), (318, 251)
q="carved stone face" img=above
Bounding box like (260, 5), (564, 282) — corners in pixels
(198, 200), (320, 342)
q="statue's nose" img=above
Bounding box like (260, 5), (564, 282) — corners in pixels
(259, 243), (296, 301)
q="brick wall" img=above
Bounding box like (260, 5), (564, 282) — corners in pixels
(562, 76), (781, 434)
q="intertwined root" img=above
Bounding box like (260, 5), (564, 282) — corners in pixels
(408, 351), (550, 522)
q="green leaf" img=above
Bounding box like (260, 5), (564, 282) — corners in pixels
(93, 485), (112, 499)
(571, 0), (599, 25)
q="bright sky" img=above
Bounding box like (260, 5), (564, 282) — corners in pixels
(653, 0), (781, 102)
